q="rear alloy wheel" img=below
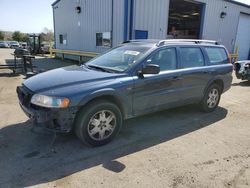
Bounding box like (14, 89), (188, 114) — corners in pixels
(207, 88), (219, 109)
(75, 100), (122, 146)
(200, 84), (221, 112)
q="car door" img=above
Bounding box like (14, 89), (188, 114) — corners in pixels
(132, 47), (183, 115)
(177, 46), (211, 101)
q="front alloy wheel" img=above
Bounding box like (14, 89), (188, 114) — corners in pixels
(87, 110), (116, 141)
(75, 100), (122, 146)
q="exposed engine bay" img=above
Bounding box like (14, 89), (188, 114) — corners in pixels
(235, 61), (250, 81)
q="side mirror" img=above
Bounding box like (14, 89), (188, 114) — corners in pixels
(140, 64), (160, 75)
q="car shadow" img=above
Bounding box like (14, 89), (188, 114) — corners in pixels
(0, 105), (228, 187)
(231, 80), (250, 87)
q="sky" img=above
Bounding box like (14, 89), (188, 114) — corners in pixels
(237, 0), (250, 5)
(0, 0), (55, 33)
(0, 0), (250, 34)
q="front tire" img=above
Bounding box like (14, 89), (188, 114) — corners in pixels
(75, 100), (122, 147)
(200, 84), (221, 113)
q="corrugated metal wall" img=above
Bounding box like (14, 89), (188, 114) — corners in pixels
(54, 0), (124, 53)
(80, 0), (112, 53)
(54, 0), (83, 51)
(235, 13), (250, 60)
(132, 0), (250, 53)
(197, 0), (250, 52)
(53, 0), (250, 54)
(133, 0), (170, 39)
(113, 0), (125, 47)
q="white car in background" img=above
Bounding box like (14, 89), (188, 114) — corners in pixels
(20, 42), (28, 49)
(10, 41), (20, 48)
(0, 41), (9, 48)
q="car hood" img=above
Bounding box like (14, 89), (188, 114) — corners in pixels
(24, 65), (124, 93)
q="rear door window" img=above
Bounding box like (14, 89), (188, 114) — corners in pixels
(180, 47), (205, 68)
(205, 47), (228, 64)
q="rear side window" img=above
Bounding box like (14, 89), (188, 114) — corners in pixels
(205, 47), (228, 64)
(180, 47), (204, 68)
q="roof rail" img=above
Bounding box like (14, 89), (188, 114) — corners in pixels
(156, 39), (219, 47)
(122, 39), (161, 44)
(122, 40), (137, 44)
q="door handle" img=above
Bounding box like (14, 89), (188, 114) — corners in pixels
(203, 71), (209, 74)
(203, 70), (217, 74)
(172, 76), (182, 80)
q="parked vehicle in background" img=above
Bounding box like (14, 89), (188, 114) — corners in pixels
(20, 42), (28, 49)
(17, 39), (233, 147)
(10, 41), (20, 48)
(235, 60), (250, 81)
(41, 42), (52, 54)
(0, 41), (9, 48)
(6, 41), (11, 47)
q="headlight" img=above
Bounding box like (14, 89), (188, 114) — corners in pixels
(31, 94), (70, 108)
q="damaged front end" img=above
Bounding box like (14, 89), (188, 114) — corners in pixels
(235, 61), (250, 81)
(16, 86), (78, 133)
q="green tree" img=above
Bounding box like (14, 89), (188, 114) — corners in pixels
(0, 31), (4, 40)
(12, 31), (29, 42)
(22, 34), (29, 42)
(40, 27), (54, 42)
(12, 31), (23, 42)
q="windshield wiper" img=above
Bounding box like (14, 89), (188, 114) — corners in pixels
(86, 65), (118, 73)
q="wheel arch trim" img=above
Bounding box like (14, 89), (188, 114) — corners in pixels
(204, 77), (224, 94)
(78, 88), (131, 119)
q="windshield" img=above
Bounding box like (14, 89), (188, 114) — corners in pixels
(86, 45), (150, 73)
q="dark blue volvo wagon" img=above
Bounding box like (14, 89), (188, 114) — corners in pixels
(17, 39), (233, 146)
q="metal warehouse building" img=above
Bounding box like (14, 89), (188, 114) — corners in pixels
(52, 0), (250, 60)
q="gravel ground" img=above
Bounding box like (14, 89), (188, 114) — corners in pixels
(0, 48), (249, 188)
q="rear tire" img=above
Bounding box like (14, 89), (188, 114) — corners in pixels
(75, 100), (122, 147)
(200, 84), (221, 113)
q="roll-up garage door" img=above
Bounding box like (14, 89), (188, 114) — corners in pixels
(235, 13), (250, 60)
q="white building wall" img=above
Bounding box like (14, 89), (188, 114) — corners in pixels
(113, 0), (125, 46)
(53, 0), (250, 55)
(133, 0), (170, 39)
(235, 13), (250, 60)
(54, 0), (82, 51)
(53, 0), (125, 54)
(132, 0), (250, 53)
(80, 0), (112, 53)
(198, 0), (250, 53)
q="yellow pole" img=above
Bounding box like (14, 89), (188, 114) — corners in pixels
(49, 42), (53, 58)
(235, 46), (239, 62)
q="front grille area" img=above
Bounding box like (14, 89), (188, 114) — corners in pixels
(16, 86), (32, 107)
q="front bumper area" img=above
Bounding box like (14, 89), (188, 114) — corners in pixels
(236, 72), (250, 80)
(235, 61), (250, 81)
(17, 86), (78, 133)
(20, 103), (77, 133)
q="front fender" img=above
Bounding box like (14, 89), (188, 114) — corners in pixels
(78, 88), (132, 119)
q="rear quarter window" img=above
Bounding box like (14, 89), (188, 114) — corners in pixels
(205, 47), (228, 64)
